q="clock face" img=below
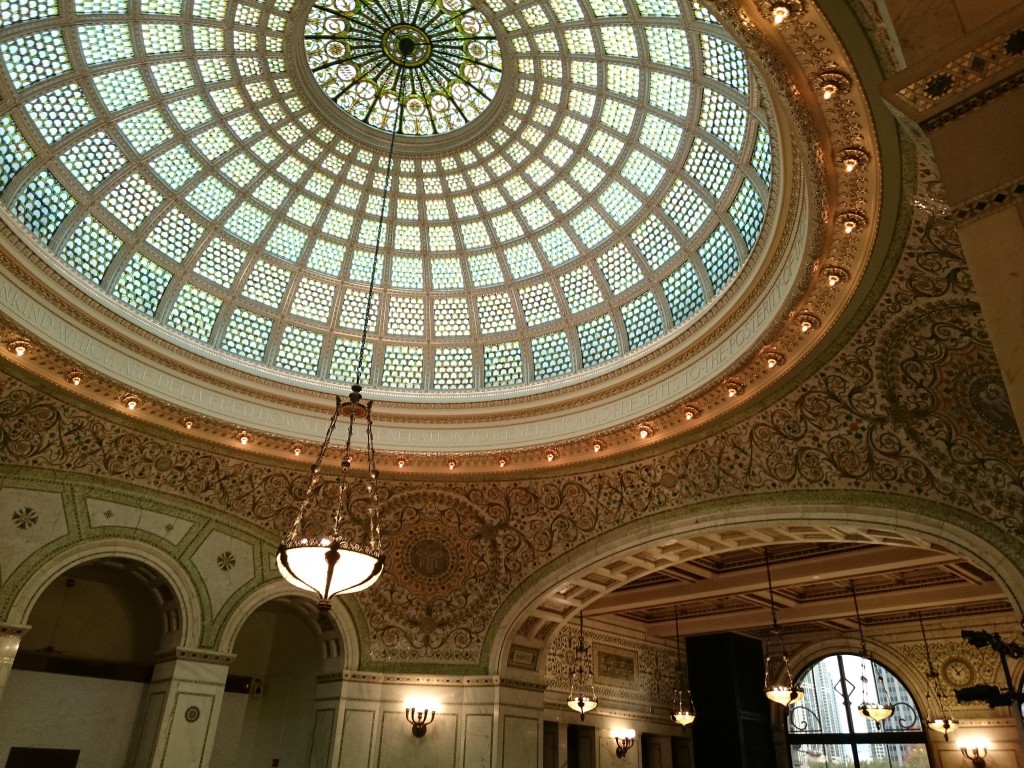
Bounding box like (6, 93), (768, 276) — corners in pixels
(942, 658), (974, 687)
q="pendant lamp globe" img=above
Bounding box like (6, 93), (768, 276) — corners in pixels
(851, 581), (894, 728)
(763, 550), (804, 706)
(670, 608), (696, 726)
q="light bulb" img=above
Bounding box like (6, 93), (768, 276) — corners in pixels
(772, 5), (789, 24)
(639, 427), (650, 439)
(822, 83), (837, 100)
(801, 321), (813, 333)
(828, 273), (840, 287)
(767, 357), (777, 369)
(397, 456), (406, 468)
(844, 157), (858, 172)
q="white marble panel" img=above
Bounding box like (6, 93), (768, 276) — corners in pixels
(0, 488), (67, 584)
(86, 498), (191, 544)
(502, 715), (539, 768)
(309, 708), (335, 768)
(161, 691), (217, 768)
(340, 708), (376, 768)
(190, 531), (255, 616)
(464, 713), (492, 768)
(379, 710), (456, 768)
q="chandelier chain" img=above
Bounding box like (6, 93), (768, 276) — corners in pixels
(355, 76), (405, 387)
(285, 397), (343, 542)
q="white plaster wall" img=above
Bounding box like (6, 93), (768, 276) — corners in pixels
(21, 565), (161, 662)
(209, 603), (319, 767)
(0, 670), (146, 767)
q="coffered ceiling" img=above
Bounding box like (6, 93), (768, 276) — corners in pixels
(589, 543), (1009, 641)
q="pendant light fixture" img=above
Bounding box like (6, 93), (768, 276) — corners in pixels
(851, 581), (894, 727)
(763, 549), (804, 705)
(567, 612), (598, 720)
(919, 613), (959, 740)
(671, 607), (696, 726)
(276, 47), (416, 608)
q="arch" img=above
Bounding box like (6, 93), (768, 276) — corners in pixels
(6, 538), (204, 649)
(486, 499), (1024, 677)
(789, 635), (932, 718)
(214, 580), (362, 670)
(786, 650), (929, 767)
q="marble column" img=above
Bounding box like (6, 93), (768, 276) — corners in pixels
(309, 671), (344, 768)
(133, 648), (234, 768)
(0, 623), (29, 709)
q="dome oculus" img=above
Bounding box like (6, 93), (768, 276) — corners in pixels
(304, 0), (503, 135)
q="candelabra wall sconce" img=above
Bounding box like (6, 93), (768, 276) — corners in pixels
(404, 700), (437, 737)
(957, 738), (989, 768)
(613, 729), (636, 759)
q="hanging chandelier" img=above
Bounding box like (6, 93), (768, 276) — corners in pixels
(671, 607), (696, 726)
(566, 612), (598, 720)
(763, 549), (805, 705)
(919, 613), (960, 740)
(276, 35), (419, 608)
(850, 581), (894, 727)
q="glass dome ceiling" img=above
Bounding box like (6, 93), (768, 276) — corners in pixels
(0, 0), (773, 397)
(305, 0), (503, 135)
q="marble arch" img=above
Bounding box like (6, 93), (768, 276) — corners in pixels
(489, 500), (1024, 677)
(5, 538), (204, 650)
(215, 579), (361, 669)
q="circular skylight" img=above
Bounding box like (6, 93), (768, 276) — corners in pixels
(0, 0), (774, 398)
(304, 0), (503, 135)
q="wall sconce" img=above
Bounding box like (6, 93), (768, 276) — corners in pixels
(404, 700), (437, 738)
(957, 738), (990, 767)
(613, 729), (636, 759)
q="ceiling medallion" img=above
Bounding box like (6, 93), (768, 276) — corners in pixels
(304, 0), (502, 135)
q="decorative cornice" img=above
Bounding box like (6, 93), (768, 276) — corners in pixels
(950, 178), (1024, 222)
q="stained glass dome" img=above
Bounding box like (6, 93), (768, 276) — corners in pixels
(0, 0), (774, 398)
(305, 0), (503, 135)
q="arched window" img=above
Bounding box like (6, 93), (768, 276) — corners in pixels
(787, 654), (929, 768)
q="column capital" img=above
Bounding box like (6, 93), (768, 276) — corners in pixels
(0, 623), (31, 638)
(154, 647), (235, 666)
